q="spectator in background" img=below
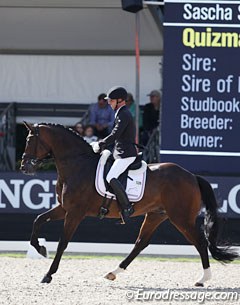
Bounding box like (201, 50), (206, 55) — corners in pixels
(142, 90), (161, 145)
(125, 92), (135, 118)
(126, 92), (143, 130)
(83, 125), (98, 144)
(89, 93), (115, 139)
(74, 122), (85, 136)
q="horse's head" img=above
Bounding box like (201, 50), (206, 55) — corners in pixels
(20, 122), (52, 175)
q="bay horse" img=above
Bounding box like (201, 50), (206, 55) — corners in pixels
(20, 122), (238, 286)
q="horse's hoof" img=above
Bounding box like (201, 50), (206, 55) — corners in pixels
(104, 272), (116, 281)
(41, 274), (52, 284)
(195, 282), (204, 287)
(39, 246), (47, 258)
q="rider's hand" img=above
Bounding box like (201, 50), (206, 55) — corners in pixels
(91, 141), (100, 153)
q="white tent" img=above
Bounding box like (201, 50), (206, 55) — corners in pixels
(0, 0), (163, 105)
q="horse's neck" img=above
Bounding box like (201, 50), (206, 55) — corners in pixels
(44, 128), (86, 154)
(54, 143), (99, 182)
(44, 127), (97, 175)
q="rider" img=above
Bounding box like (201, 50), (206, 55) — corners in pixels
(92, 86), (137, 222)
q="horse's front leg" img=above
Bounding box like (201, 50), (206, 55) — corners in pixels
(41, 209), (86, 283)
(30, 205), (66, 257)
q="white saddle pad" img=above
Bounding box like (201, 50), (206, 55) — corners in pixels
(95, 150), (147, 202)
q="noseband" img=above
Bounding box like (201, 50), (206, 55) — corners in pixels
(22, 125), (53, 167)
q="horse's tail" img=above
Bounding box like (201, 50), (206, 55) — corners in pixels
(196, 175), (239, 263)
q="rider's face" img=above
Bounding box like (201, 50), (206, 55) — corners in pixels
(108, 99), (117, 110)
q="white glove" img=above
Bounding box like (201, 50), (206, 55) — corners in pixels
(91, 141), (100, 153)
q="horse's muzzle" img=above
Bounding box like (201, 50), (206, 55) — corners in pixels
(20, 159), (38, 175)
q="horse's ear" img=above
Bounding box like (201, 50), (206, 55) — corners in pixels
(23, 121), (33, 131)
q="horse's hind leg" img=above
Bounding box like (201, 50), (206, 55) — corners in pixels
(105, 212), (168, 281)
(30, 205), (66, 257)
(171, 219), (211, 286)
(41, 209), (86, 284)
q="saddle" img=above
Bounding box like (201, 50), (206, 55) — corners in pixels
(95, 150), (147, 202)
(103, 152), (143, 192)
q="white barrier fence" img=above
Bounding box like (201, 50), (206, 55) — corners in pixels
(0, 241), (239, 257)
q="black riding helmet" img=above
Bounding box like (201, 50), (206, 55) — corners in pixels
(104, 86), (128, 101)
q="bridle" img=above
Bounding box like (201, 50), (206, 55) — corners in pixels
(22, 125), (53, 167)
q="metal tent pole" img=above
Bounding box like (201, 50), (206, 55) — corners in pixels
(135, 12), (140, 144)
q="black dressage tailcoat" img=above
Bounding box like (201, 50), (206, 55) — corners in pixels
(99, 105), (137, 159)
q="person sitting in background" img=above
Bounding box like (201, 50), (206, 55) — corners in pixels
(89, 93), (115, 139)
(142, 90), (161, 145)
(83, 125), (98, 144)
(126, 92), (143, 130)
(125, 92), (135, 118)
(74, 122), (85, 136)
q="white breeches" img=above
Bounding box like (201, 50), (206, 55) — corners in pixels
(106, 157), (136, 183)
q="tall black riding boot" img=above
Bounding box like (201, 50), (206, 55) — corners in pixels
(109, 178), (134, 222)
